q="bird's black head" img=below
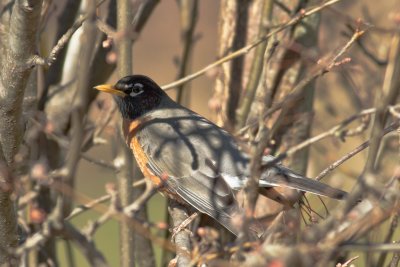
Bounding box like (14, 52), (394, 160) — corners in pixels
(95, 75), (167, 120)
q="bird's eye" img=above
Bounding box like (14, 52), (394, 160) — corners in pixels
(129, 83), (144, 97)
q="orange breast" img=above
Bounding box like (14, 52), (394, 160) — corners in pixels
(123, 118), (164, 187)
(130, 137), (165, 187)
(123, 118), (185, 203)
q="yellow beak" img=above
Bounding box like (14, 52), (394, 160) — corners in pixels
(94, 84), (127, 97)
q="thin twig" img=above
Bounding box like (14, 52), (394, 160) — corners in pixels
(132, 178), (146, 187)
(389, 242), (400, 267)
(29, 0), (107, 67)
(238, 28), (366, 136)
(93, 102), (118, 138)
(336, 256), (359, 267)
(315, 121), (400, 181)
(364, 33), (400, 173)
(339, 243), (400, 252)
(376, 212), (399, 266)
(81, 154), (117, 170)
(123, 183), (157, 216)
(283, 108), (375, 157)
(261, 107), (376, 171)
(66, 194), (112, 221)
(131, 0), (160, 33)
(175, 0), (198, 104)
(17, 170), (176, 257)
(236, 0), (273, 129)
(161, 0), (345, 91)
(83, 188), (118, 238)
(18, 190), (39, 209)
(62, 222), (110, 267)
(65, 179), (148, 221)
(96, 18), (117, 38)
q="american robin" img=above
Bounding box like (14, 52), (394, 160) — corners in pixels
(94, 75), (347, 235)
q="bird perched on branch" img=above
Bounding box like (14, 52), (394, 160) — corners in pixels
(94, 75), (347, 236)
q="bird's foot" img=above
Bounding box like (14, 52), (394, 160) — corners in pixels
(171, 212), (199, 241)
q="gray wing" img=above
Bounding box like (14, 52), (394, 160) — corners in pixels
(137, 107), (248, 235)
(136, 104), (346, 235)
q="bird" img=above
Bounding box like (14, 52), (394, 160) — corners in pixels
(94, 75), (347, 236)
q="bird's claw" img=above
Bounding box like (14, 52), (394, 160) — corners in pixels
(170, 212), (199, 242)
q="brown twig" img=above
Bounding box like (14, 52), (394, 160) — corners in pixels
(322, 34), (400, 254)
(96, 18), (117, 38)
(364, 33), (400, 173)
(339, 243), (400, 252)
(115, 1), (156, 265)
(336, 256), (359, 267)
(270, 108), (376, 167)
(13, 152), (175, 264)
(0, 0), (44, 262)
(62, 0), (97, 216)
(161, 0), (345, 91)
(123, 182), (157, 216)
(65, 179), (148, 221)
(18, 190), (39, 210)
(62, 222), (109, 267)
(15, 195), (109, 267)
(132, 178), (146, 187)
(81, 154), (117, 170)
(168, 200), (192, 266)
(115, 0), (136, 265)
(351, 28), (387, 66)
(315, 168), (400, 266)
(212, 0), (250, 129)
(29, 0), (107, 67)
(43, 0), (81, 90)
(376, 212), (399, 266)
(170, 212), (199, 241)
(315, 121), (400, 181)
(66, 194), (112, 221)
(245, 126), (270, 219)
(238, 28), (366, 136)
(389, 242), (400, 267)
(175, 0), (198, 105)
(132, 0), (160, 33)
(236, 0), (273, 129)
(83, 186), (119, 238)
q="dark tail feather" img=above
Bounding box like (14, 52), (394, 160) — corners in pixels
(260, 166), (348, 200)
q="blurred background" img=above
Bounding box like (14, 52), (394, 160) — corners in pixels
(74, 1), (399, 266)
(1, 0), (399, 266)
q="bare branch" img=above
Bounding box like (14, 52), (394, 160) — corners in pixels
(315, 121), (400, 181)
(168, 200), (192, 267)
(66, 194), (111, 221)
(161, 0), (345, 91)
(62, 223), (110, 267)
(239, 28), (365, 136)
(175, 0), (198, 105)
(236, 0), (273, 129)
(131, 0), (160, 33)
(29, 0), (108, 67)
(0, 0), (43, 263)
(364, 33), (400, 173)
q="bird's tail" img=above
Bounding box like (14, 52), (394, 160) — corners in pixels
(259, 163), (347, 200)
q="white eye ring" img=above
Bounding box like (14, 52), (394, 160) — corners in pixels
(129, 83), (144, 97)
